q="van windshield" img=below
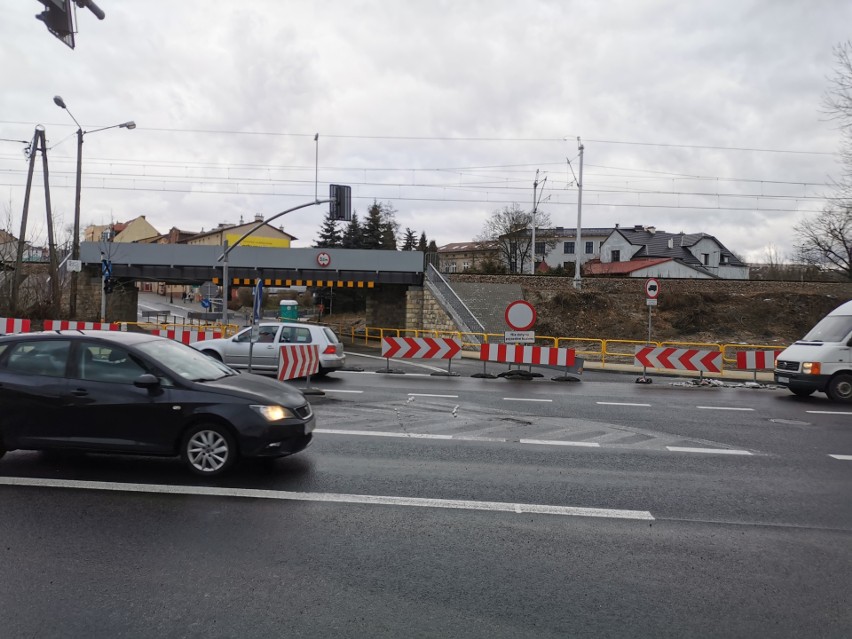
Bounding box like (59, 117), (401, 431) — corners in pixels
(801, 315), (852, 343)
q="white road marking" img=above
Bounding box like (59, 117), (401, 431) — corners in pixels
(666, 447), (753, 455)
(807, 411), (852, 416)
(408, 393), (459, 398)
(597, 402), (652, 407)
(696, 406), (755, 412)
(320, 389), (364, 394)
(503, 398), (553, 403)
(317, 429), (453, 440)
(828, 454), (852, 461)
(339, 370), (432, 378)
(452, 436), (508, 443)
(520, 439), (601, 447)
(0, 477), (655, 520)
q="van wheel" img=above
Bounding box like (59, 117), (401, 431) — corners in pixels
(826, 374), (852, 403)
(181, 424), (237, 476)
(790, 388), (814, 397)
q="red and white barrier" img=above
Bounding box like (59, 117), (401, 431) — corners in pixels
(634, 346), (722, 373)
(278, 344), (320, 381)
(479, 344), (575, 367)
(153, 329), (223, 345)
(43, 320), (120, 331)
(0, 317), (31, 335)
(382, 337), (462, 360)
(734, 350), (782, 371)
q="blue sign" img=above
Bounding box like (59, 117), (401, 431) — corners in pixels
(101, 259), (112, 278)
(252, 278), (264, 322)
(201, 298), (211, 309)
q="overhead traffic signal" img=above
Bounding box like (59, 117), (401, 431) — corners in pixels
(103, 277), (113, 294)
(329, 184), (352, 221)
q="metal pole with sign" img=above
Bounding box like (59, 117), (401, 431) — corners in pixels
(638, 278), (660, 384)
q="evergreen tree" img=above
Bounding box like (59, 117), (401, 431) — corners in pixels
(401, 228), (417, 250)
(315, 210), (342, 248)
(362, 200), (399, 250)
(341, 213), (363, 249)
(427, 239), (438, 253)
(417, 232), (428, 252)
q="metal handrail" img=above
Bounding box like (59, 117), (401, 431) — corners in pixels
(424, 264), (486, 337)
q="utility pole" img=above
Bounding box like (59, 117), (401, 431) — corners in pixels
(573, 138), (585, 290)
(11, 127), (60, 316)
(529, 170), (547, 275)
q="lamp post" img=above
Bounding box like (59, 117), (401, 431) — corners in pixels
(54, 95), (135, 318)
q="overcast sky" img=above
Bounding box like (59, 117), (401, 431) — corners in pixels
(1, 0), (849, 262)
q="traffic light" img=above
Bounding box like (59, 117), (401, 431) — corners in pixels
(35, 0), (75, 49)
(103, 277), (114, 294)
(329, 184), (352, 221)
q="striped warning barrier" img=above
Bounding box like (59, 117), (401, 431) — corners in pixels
(479, 344), (575, 367)
(734, 350), (783, 370)
(43, 320), (120, 331)
(634, 346), (722, 373)
(381, 337), (462, 360)
(278, 344), (320, 381)
(152, 329), (223, 344)
(0, 317), (31, 335)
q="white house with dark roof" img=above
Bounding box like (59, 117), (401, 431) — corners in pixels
(587, 225), (749, 279)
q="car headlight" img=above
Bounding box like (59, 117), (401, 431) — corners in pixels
(250, 405), (295, 421)
(802, 362), (821, 375)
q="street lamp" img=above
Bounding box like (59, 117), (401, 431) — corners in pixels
(54, 95), (135, 318)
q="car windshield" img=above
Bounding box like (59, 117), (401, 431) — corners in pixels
(801, 315), (852, 342)
(136, 338), (237, 381)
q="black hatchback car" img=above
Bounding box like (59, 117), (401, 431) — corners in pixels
(0, 330), (315, 476)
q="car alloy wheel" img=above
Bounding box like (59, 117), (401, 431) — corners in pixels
(182, 425), (236, 476)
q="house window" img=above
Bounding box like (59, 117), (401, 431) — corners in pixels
(534, 242), (546, 256)
(462, 261), (470, 271)
(585, 241), (594, 254)
(702, 253), (710, 265)
(611, 249), (621, 262)
(720, 255), (728, 265)
(563, 241), (574, 254)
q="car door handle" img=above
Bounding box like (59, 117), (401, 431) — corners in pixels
(70, 389), (89, 397)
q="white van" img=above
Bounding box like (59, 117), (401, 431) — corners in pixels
(774, 299), (852, 402)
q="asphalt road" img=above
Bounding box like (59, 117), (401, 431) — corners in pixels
(1, 343), (850, 637)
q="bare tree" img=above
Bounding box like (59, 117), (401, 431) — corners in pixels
(479, 204), (555, 274)
(794, 206), (852, 281)
(823, 40), (852, 195)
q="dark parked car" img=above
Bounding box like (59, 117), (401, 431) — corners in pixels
(0, 331), (315, 476)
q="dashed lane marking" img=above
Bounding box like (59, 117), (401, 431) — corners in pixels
(667, 446), (753, 455)
(807, 411), (852, 416)
(0, 477), (655, 521)
(828, 454), (852, 461)
(320, 389), (364, 394)
(408, 393), (459, 398)
(317, 429), (453, 440)
(520, 439), (601, 448)
(696, 406), (755, 412)
(503, 398), (553, 403)
(597, 402), (652, 407)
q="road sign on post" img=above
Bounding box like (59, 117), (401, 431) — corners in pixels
(645, 278), (660, 299)
(505, 300), (536, 331)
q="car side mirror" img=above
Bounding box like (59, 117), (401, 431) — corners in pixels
(134, 373), (161, 389)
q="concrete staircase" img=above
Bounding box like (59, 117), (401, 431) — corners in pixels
(447, 281), (523, 335)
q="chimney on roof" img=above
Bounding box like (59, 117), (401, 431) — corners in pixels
(254, 213), (264, 223)
(634, 225), (643, 231)
(615, 223), (619, 229)
(646, 226), (656, 235)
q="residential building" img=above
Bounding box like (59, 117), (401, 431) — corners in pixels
(184, 215), (296, 248)
(83, 215), (160, 244)
(437, 241), (500, 273)
(586, 225), (749, 279)
(538, 227), (615, 270)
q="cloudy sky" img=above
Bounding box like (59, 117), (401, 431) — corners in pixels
(1, 0), (849, 262)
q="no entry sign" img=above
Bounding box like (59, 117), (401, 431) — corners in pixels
(505, 300), (536, 331)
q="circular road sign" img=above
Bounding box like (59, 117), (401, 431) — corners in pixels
(645, 278), (660, 299)
(505, 300), (537, 331)
(316, 252), (331, 267)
